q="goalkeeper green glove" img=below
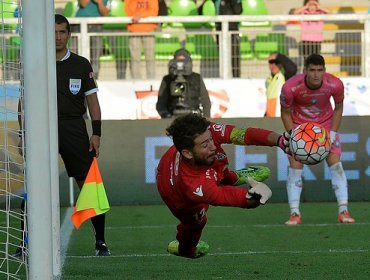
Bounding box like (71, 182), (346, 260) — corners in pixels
(246, 177), (272, 205)
(234, 166), (270, 185)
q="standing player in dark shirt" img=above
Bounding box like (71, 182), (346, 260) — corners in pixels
(17, 14), (110, 257)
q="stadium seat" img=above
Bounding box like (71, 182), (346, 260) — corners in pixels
(254, 33), (279, 60)
(63, 0), (78, 17)
(268, 33), (287, 55)
(201, 0), (216, 16)
(99, 36), (116, 62)
(240, 34), (254, 60)
(103, 0), (127, 29)
(240, 0), (271, 28)
(0, 0), (18, 30)
(0, 36), (21, 63)
(200, 0), (216, 28)
(167, 0), (202, 29)
(155, 34), (182, 60)
(185, 34), (218, 60)
(101, 0), (128, 63)
(108, 36), (130, 61)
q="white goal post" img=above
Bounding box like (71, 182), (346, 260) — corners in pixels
(22, 0), (60, 278)
(0, 0), (60, 279)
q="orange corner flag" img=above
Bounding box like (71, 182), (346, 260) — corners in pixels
(71, 157), (110, 229)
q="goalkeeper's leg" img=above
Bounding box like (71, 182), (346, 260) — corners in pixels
(234, 166), (271, 185)
(167, 207), (209, 258)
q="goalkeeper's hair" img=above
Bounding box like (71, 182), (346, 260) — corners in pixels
(166, 113), (210, 152)
(55, 14), (71, 33)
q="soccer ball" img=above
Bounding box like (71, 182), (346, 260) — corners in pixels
(289, 122), (331, 165)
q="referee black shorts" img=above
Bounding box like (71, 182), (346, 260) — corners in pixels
(58, 118), (94, 179)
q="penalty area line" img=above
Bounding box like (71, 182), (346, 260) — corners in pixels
(105, 222), (370, 230)
(66, 248), (369, 259)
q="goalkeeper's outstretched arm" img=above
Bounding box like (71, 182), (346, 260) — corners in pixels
(229, 127), (290, 154)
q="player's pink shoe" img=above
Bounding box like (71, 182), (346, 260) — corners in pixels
(285, 213), (302, 225)
(338, 211), (355, 224)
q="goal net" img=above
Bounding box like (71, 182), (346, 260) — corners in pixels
(0, 0), (27, 279)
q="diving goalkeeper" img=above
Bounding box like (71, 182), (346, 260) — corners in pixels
(156, 113), (290, 258)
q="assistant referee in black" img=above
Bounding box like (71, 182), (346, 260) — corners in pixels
(55, 14), (110, 256)
(16, 13), (111, 258)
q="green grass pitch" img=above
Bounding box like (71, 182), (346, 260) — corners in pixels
(61, 202), (370, 280)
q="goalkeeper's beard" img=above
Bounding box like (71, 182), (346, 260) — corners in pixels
(193, 153), (216, 166)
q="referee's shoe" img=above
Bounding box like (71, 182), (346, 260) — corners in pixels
(95, 240), (111, 256)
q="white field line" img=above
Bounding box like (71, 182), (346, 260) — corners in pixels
(59, 207), (75, 269)
(104, 222), (370, 230)
(65, 248), (370, 259)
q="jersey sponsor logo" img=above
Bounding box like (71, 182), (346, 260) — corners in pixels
(193, 185), (204, 197)
(69, 79), (81, 95)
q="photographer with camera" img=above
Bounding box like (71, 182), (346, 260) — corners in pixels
(156, 49), (211, 118)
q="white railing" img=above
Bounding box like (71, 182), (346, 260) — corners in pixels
(4, 14), (370, 79)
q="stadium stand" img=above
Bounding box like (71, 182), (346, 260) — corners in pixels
(55, 0), (370, 79)
(0, 0), (20, 65)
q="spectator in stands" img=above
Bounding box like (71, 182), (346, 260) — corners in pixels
(294, 0), (330, 68)
(125, 0), (158, 80)
(156, 49), (211, 118)
(265, 52), (297, 117)
(214, 0), (243, 78)
(76, 0), (111, 79)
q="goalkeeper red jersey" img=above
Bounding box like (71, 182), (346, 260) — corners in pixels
(156, 122), (248, 210)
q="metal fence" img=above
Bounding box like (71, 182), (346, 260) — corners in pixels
(3, 13), (370, 80)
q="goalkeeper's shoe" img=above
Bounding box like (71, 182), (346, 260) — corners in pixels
(95, 240), (111, 256)
(338, 211), (355, 224)
(235, 166), (270, 185)
(167, 240), (209, 258)
(285, 212), (302, 225)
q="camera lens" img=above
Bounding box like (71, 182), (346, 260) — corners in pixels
(171, 81), (187, 97)
(173, 82), (186, 95)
